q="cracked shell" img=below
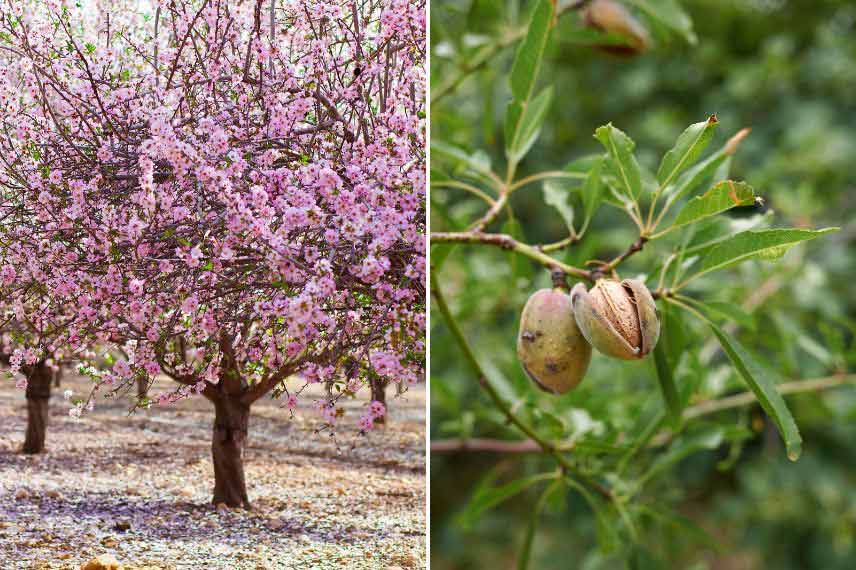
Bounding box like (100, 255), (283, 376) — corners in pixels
(570, 279), (660, 360)
(517, 288), (592, 394)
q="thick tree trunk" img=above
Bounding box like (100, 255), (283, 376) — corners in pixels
(211, 396), (251, 508)
(23, 362), (52, 454)
(370, 377), (387, 425)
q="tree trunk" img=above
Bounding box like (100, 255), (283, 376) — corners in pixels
(23, 362), (52, 454)
(211, 396), (251, 508)
(370, 377), (387, 425)
(137, 375), (148, 400)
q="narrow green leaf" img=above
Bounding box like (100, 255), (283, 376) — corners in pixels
(703, 301), (756, 331)
(669, 180), (755, 231)
(689, 227), (838, 282)
(641, 427), (726, 484)
(581, 157), (605, 232)
(507, 86), (554, 162)
(564, 477), (620, 554)
(626, 0), (697, 45)
(509, 0), (554, 102)
(707, 322), (803, 460)
(543, 178), (575, 235)
(595, 123), (642, 199)
(652, 335), (682, 430)
(665, 128), (750, 202)
(517, 479), (562, 570)
(431, 141), (495, 181)
(656, 116), (718, 187)
(459, 472), (554, 527)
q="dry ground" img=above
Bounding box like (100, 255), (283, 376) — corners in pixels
(0, 373), (426, 569)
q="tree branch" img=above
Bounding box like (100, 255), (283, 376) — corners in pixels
(431, 231), (592, 281)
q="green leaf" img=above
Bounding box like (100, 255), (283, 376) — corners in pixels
(652, 335), (682, 430)
(564, 477), (620, 554)
(707, 321), (803, 460)
(656, 116), (718, 188)
(517, 479), (562, 570)
(641, 426), (726, 484)
(626, 0), (697, 45)
(688, 227), (838, 282)
(669, 180), (755, 231)
(431, 141), (495, 181)
(595, 123), (642, 200)
(702, 301), (756, 332)
(459, 472), (555, 527)
(580, 157), (605, 232)
(665, 128), (750, 203)
(509, 0), (554, 102)
(543, 178), (575, 235)
(506, 86), (554, 162)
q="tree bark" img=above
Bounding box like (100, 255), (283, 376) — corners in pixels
(211, 395), (251, 508)
(23, 362), (52, 454)
(370, 377), (387, 425)
(137, 375), (148, 400)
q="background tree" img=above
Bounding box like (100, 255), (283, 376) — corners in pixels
(0, 0), (425, 508)
(430, 0), (853, 568)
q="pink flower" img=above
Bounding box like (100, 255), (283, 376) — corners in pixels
(114, 361), (131, 377)
(1, 265), (15, 285)
(357, 415), (374, 431)
(368, 400), (386, 419)
(129, 279), (144, 295)
(181, 295), (199, 314)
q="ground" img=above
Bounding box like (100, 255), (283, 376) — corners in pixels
(0, 373), (425, 569)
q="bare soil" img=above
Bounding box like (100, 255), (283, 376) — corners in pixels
(0, 373), (426, 569)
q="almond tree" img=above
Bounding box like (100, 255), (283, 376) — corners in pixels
(0, 0), (425, 508)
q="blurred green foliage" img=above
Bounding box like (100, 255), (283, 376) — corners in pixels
(430, 0), (856, 568)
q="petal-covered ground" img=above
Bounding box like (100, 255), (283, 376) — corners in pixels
(0, 374), (425, 569)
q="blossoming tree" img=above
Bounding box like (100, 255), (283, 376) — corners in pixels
(0, 0), (425, 507)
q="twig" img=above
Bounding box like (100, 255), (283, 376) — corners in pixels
(431, 232), (592, 281)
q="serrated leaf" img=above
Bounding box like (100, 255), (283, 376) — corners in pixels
(543, 178), (575, 235)
(507, 86), (554, 162)
(669, 180), (755, 231)
(595, 123), (642, 200)
(626, 0), (697, 45)
(656, 116), (718, 187)
(707, 321), (802, 460)
(665, 128), (750, 203)
(687, 228), (838, 282)
(509, 0), (554, 102)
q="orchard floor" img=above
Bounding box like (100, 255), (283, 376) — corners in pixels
(0, 374), (425, 569)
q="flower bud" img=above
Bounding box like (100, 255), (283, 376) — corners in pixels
(517, 288), (592, 394)
(571, 279), (659, 360)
